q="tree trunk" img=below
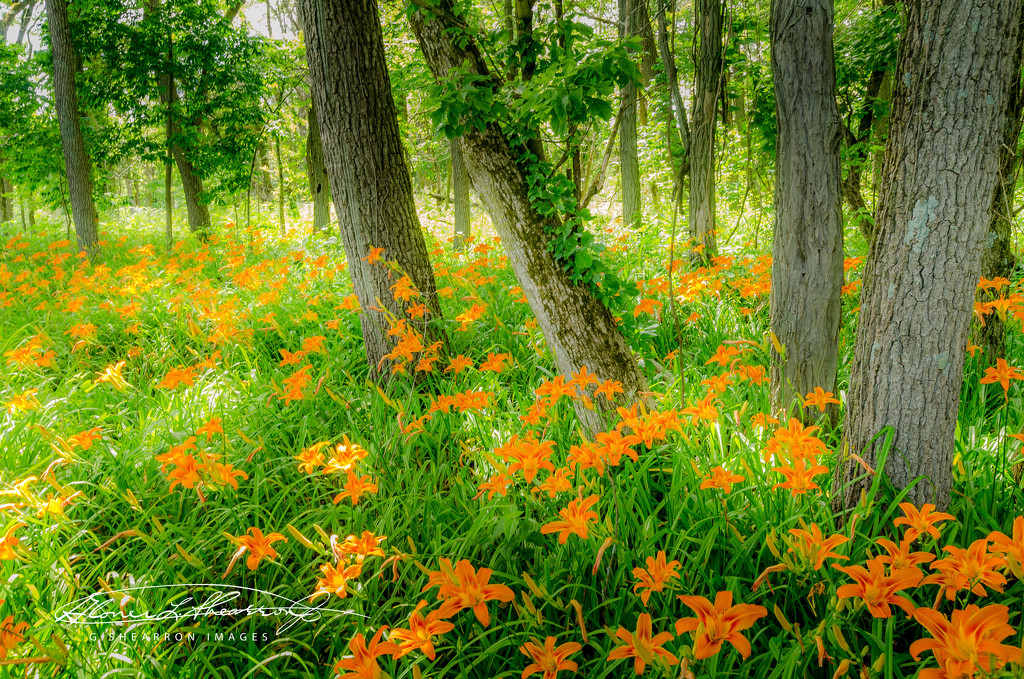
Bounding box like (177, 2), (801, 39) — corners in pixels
(299, 0), (445, 374)
(45, 0), (98, 253)
(975, 2), (1024, 363)
(618, 0), (641, 228)
(276, 132), (285, 231)
(657, 0), (691, 179)
(0, 173), (12, 223)
(305, 102), (331, 233)
(689, 0), (722, 260)
(837, 0), (1021, 511)
(768, 0), (844, 422)
(632, 0), (658, 126)
(410, 1), (650, 436)
(451, 137), (471, 250)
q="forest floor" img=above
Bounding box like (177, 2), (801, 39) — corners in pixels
(1, 207), (1022, 678)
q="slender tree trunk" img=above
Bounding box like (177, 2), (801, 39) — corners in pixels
(45, 0), (98, 253)
(689, 0), (721, 260)
(657, 0), (691, 179)
(768, 0), (844, 421)
(618, 0), (641, 229)
(276, 132), (285, 231)
(410, 1), (650, 435)
(299, 0), (445, 373)
(451, 137), (470, 250)
(0, 173), (12, 223)
(305, 102), (330, 233)
(837, 0), (1021, 511)
(975, 1), (1024, 363)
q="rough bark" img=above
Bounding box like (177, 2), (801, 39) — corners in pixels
(410, 2), (650, 435)
(299, 0), (445, 373)
(305, 102), (331, 233)
(689, 0), (721, 260)
(837, 0), (1021, 511)
(451, 137), (471, 250)
(975, 2), (1024, 362)
(45, 0), (98, 253)
(618, 0), (641, 228)
(768, 0), (844, 422)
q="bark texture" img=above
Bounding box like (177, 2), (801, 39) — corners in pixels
(451, 138), (471, 250)
(618, 0), (641, 228)
(837, 0), (1022, 510)
(768, 0), (844, 420)
(657, 0), (691, 179)
(305, 102), (331, 233)
(45, 0), (98, 253)
(975, 2), (1024, 362)
(689, 0), (721, 259)
(299, 0), (444, 372)
(409, 3), (649, 435)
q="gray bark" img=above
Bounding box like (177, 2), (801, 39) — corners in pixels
(45, 0), (98, 253)
(299, 0), (445, 373)
(768, 0), (844, 421)
(656, 0), (691, 179)
(451, 138), (470, 250)
(410, 2), (650, 435)
(618, 0), (641, 229)
(838, 0), (1022, 510)
(305, 102), (330, 233)
(689, 0), (721, 259)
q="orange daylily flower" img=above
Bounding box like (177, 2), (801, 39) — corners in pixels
(894, 502), (955, 542)
(788, 524), (849, 570)
(534, 468), (574, 498)
(979, 358), (1024, 395)
(0, 524), (24, 560)
(66, 427), (103, 450)
(802, 387), (840, 411)
(541, 495), (600, 544)
(479, 352), (511, 373)
(0, 614), (28, 660)
(96, 361), (130, 390)
(311, 561), (363, 600)
(337, 531), (386, 561)
(910, 604), (1021, 678)
(333, 627), (398, 679)
(498, 436), (556, 483)
(570, 365), (600, 391)
(833, 557), (923, 618)
(699, 466), (744, 494)
(675, 590), (767, 659)
(446, 355), (474, 374)
(333, 470), (379, 506)
(295, 441), (331, 474)
(520, 635), (582, 679)
(389, 601), (454, 660)
(233, 527), (287, 571)
(323, 436), (369, 474)
(474, 473), (512, 500)
(705, 344), (741, 366)
(595, 379), (624, 401)
(632, 551), (681, 605)
(432, 559), (515, 626)
(987, 515), (1024, 579)
(874, 537), (936, 570)
(606, 613), (678, 675)
(535, 376), (577, 405)
(772, 460), (828, 495)
(922, 538), (1007, 600)
(196, 417), (224, 438)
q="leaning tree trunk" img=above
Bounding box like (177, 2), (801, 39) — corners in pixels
(768, 0), (844, 422)
(451, 138), (471, 251)
(975, 2), (1024, 363)
(305, 102), (331, 233)
(45, 0), (98, 253)
(410, 1), (650, 436)
(618, 0), (641, 229)
(690, 0), (722, 260)
(299, 0), (445, 373)
(657, 0), (691, 182)
(836, 0), (1022, 511)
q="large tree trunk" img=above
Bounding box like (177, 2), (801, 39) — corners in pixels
(975, 3), (1024, 363)
(410, 1), (649, 435)
(768, 0), (844, 421)
(305, 102), (331, 233)
(45, 0), (98, 253)
(299, 0), (445, 373)
(689, 0), (721, 260)
(837, 0), (1021, 511)
(618, 0), (641, 228)
(451, 138), (471, 250)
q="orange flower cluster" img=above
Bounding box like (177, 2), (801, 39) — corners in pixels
(155, 427), (247, 498)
